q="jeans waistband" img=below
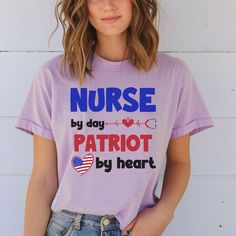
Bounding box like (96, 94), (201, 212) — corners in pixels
(51, 209), (130, 235)
(57, 209), (117, 226)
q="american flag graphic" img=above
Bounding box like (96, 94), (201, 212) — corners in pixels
(71, 153), (94, 175)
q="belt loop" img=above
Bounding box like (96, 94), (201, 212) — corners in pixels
(73, 213), (83, 230)
(100, 216), (107, 236)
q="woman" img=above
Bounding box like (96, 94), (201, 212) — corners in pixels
(15, 0), (214, 235)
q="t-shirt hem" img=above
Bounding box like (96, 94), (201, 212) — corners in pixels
(170, 117), (214, 139)
(15, 118), (55, 141)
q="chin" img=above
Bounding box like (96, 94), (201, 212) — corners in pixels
(98, 28), (128, 36)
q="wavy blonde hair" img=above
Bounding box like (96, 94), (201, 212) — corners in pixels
(49, 0), (161, 86)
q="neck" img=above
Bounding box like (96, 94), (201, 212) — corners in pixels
(95, 30), (129, 61)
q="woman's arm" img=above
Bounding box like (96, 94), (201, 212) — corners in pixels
(24, 134), (58, 236)
(153, 133), (191, 214)
(122, 133), (191, 236)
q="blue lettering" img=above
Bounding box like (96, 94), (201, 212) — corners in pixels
(70, 87), (156, 112)
(70, 88), (87, 112)
(140, 88), (156, 112)
(123, 87), (139, 112)
(89, 88), (105, 112)
(106, 87), (122, 112)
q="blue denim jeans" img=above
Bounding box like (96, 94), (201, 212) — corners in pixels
(45, 209), (132, 236)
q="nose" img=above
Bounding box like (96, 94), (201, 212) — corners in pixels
(102, 0), (116, 11)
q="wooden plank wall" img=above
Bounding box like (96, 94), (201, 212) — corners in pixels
(0, 0), (235, 235)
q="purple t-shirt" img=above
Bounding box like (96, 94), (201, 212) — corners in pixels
(15, 51), (214, 230)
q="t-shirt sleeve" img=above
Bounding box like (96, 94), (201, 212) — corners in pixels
(14, 65), (54, 141)
(170, 59), (214, 139)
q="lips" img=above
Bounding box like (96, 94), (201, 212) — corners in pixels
(101, 15), (121, 20)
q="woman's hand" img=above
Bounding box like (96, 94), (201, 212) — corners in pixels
(123, 204), (174, 236)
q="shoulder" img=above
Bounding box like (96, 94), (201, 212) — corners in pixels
(157, 52), (190, 72)
(157, 52), (193, 83)
(39, 53), (64, 73)
(33, 53), (65, 85)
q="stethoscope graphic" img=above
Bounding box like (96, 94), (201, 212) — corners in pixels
(144, 118), (157, 129)
(105, 118), (157, 129)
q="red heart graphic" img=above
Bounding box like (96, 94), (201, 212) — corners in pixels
(71, 153), (94, 175)
(122, 118), (134, 128)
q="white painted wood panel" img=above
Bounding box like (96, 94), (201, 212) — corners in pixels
(162, 176), (236, 236)
(159, 0), (236, 51)
(0, 52), (61, 116)
(0, 175), (29, 235)
(0, 0), (61, 51)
